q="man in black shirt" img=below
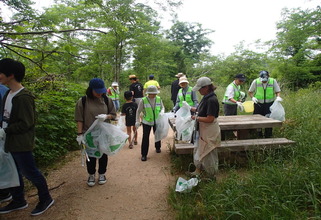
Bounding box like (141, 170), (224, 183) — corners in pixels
(129, 74), (144, 105)
(171, 73), (185, 107)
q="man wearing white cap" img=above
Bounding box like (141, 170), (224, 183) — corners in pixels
(173, 76), (198, 112)
(171, 73), (185, 106)
(107, 82), (120, 111)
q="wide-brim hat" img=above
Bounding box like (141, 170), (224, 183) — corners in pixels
(175, 72), (184, 78)
(146, 85), (159, 94)
(89, 78), (107, 94)
(192, 77), (212, 91)
(179, 76), (189, 84)
(129, 74), (136, 79)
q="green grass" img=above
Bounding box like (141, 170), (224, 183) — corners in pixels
(168, 86), (321, 219)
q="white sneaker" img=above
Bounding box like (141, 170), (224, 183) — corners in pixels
(87, 174), (95, 187)
(98, 174), (107, 185)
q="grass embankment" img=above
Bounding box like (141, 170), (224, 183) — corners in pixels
(169, 87), (321, 219)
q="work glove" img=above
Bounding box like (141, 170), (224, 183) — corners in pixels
(95, 114), (108, 122)
(252, 97), (258, 104)
(0, 128), (5, 140)
(236, 102), (244, 112)
(161, 109), (165, 114)
(275, 96), (283, 102)
(135, 122), (141, 129)
(76, 135), (84, 145)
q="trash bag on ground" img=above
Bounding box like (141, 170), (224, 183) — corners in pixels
(175, 102), (195, 141)
(155, 112), (174, 142)
(175, 177), (199, 193)
(84, 120), (129, 157)
(269, 101), (285, 121)
(116, 115), (126, 131)
(0, 140), (20, 189)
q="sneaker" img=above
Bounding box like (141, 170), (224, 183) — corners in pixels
(0, 193), (12, 203)
(31, 198), (54, 216)
(87, 174), (95, 187)
(156, 149), (161, 153)
(0, 200), (28, 214)
(129, 144), (133, 149)
(134, 141), (138, 145)
(98, 174), (107, 185)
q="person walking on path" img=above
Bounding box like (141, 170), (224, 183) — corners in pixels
(171, 72), (185, 107)
(190, 77), (221, 176)
(0, 58), (54, 216)
(135, 85), (164, 162)
(121, 91), (138, 149)
(248, 70), (282, 138)
(173, 76), (198, 112)
(75, 78), (116, 187)
(143, 75), (160, 95)
(222, 73), (246, 115)
(107, 82), (120, 111)
(129, 74), (144, 106)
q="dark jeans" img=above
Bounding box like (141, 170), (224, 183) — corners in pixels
(86, 154), (108, 175)
(223, 104), (237, 116)
(254, 102), (274, 138)
(10, 151), (51, 203)
(141, 123), (161, 157)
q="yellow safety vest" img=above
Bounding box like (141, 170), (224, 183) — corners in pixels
(178, 87), (193, 107)
(142, 96), (161, 125)
(254, 78), (275, 103)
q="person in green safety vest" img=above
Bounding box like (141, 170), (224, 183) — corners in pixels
(107, 82), (120, 111)
(135, 85), (164, 162)
(173, 76), (198, 112)
(222, 74), (246, 115)
(248, 70), (282, 138)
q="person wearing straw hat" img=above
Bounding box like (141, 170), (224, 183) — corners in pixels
(190, 77), (221, 176)
(173, 76), (198, 112)
(171, 72), (185, 106)
(129, 74), (144, 106)
(135, 85), (164, 161)
(222, 73), (246, 115)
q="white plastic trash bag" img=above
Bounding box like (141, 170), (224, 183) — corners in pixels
(175, 102), (195, 141)
(84, 120), (129, 157)
(175, 177), (199, 193)
(155, 112), (174, 142)
(116, 115), (126, 131)
(0, 140), (20, 189)
(269, 101), (285, 121)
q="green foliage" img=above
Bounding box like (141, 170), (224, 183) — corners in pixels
(30, 79), (85, 167)
(169, 87), (321, 219)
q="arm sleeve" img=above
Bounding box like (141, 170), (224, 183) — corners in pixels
(74, 98), (84, 122)
(107, 97), (116, 119)
(248, 80), (257, 93)
(191, 91), (198, 107)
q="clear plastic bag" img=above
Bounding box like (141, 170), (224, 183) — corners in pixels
(116, 115), (126, 131)
(175, 177), (199, 193)
(175, 102), (195, 141)
(84, 120), (129, 157)
(0, 140), (20, 189)
(269, 101), (285, 121)
(155, 112), (174, 142)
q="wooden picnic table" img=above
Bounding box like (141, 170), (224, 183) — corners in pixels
(168, 114), (294, 155)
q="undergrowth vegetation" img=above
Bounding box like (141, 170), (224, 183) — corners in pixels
(169, 86), (321, 219)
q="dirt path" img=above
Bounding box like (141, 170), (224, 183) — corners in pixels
(1, 127), (176, 220)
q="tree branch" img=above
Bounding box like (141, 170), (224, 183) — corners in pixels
(0, 28), (108, 36)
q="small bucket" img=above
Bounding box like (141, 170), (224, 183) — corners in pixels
(243, 101), (254, 113)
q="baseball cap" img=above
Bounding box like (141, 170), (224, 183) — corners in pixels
(175, 73), (184, 78)
(89, 78), (107, 94)
(235, 74), (246, 81)
(149, 74), (154, 79)
(192, 77), (212, 91)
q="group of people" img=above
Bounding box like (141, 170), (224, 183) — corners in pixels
(0, 57), (282, 217)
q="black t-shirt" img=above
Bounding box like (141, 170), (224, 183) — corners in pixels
(171, 79), (180, 101)
(197, 92), (219, 118)
(121, 102), (138, 126)
(129, 82), (143, 98)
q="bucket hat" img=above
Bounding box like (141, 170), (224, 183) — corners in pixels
(146, 85), (159, 94)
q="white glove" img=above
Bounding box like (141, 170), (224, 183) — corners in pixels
(0, 128), (6, 140)
(135, 122), (141, 128)
(276, 96), (283, 102)
(160, 109), (165, 114)
(236, 102), (244, 112)
(252, 97), (258, 104)
(95, 114), (108, 122)
(76, 135), (84, 145)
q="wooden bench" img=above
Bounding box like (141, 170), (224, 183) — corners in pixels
(174, 138), (296, 154)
